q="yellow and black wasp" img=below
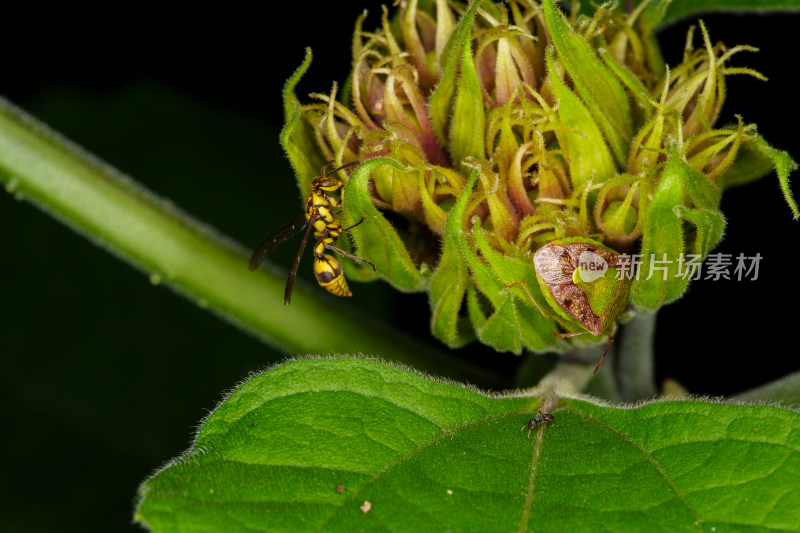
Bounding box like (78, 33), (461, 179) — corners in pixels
(248, 162), (376, 305)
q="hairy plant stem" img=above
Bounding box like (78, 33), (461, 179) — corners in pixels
(518, 312), (658, 403)
(614, 313), (658, 400)
(0, 96), (498, 386)
(734, 370), (800, 405)
(534, 360), (595, 411)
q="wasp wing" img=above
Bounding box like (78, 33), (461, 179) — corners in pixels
(248, 213), (308, 271)
(284, 219), (315, 305)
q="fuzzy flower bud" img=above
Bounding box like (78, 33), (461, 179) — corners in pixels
(281, 0), (797, 354)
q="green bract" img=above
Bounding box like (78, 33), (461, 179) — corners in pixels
(278, 0), (798, 354)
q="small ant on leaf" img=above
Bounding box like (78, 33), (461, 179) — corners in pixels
(521, 412), (555, 438)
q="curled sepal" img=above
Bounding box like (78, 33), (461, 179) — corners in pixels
(429, 0), (483, 145)
(546, 48), (615, 190)
(593, 174), (644, 250)
(466, 284), (488, 331)
(418, 167), (448, 235)
(461, 228), (506, 308)
(466, 283), (523, 355)
(542, 0), (632, 166)
(474, 26), (537, 108)
(342, 158), (428, 292)
(282, 47), (311, 124)
(599, 48), (654, 113)
(631, 152), (687, 311)
(474, 294), (523, 355)
(399, 0), (436, 90)
(472, 158), (519, 241)
(718, 139), (777, 189)
(465, 284), (526, 354)
(472, 222), (560, 351)
(449, 14), (485, 166)
(339, 229), (381, 283)
(674, 147), (722, 209)
(280, 48), (326, 199)
(749, 135), (799, 219)
(451, 203), (527, 353)
(674, 206), (725, 260)
(429, 169), (478, 347)
(635, 0), (670, 78)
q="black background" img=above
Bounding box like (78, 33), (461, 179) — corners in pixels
(1, 2), (797, 531)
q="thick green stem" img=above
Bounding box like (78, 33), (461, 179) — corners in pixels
(614, 313), (657, 401)
(516, 314), (657, 402)
(583, 357), (622, 402)
(0, 97), (495, 385)
(533, 360), (595, 411)
(733, 370), (800, 405)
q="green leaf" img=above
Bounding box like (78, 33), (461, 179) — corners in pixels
(429, 168), (477, 347)
(570, 1), (800, 30)
(137, 357), (800, 532)
(658, 0), (800, 27)
(339, 251), (381, 283)
(280, 48), (326, 199)
(631, 152), (687, 310)
(545, 48), (615, 190)
(342, 158), (428, 292)
(543, 0), (632, 167)
(429, 0), (483, 145)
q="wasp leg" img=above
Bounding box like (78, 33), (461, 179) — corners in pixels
(324, 243), (377, 272)
(342, 216), (366, 232)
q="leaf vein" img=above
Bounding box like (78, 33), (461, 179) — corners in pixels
(562, 406), (703, 531)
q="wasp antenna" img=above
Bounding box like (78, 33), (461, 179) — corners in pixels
(326, 161), (360, 176)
